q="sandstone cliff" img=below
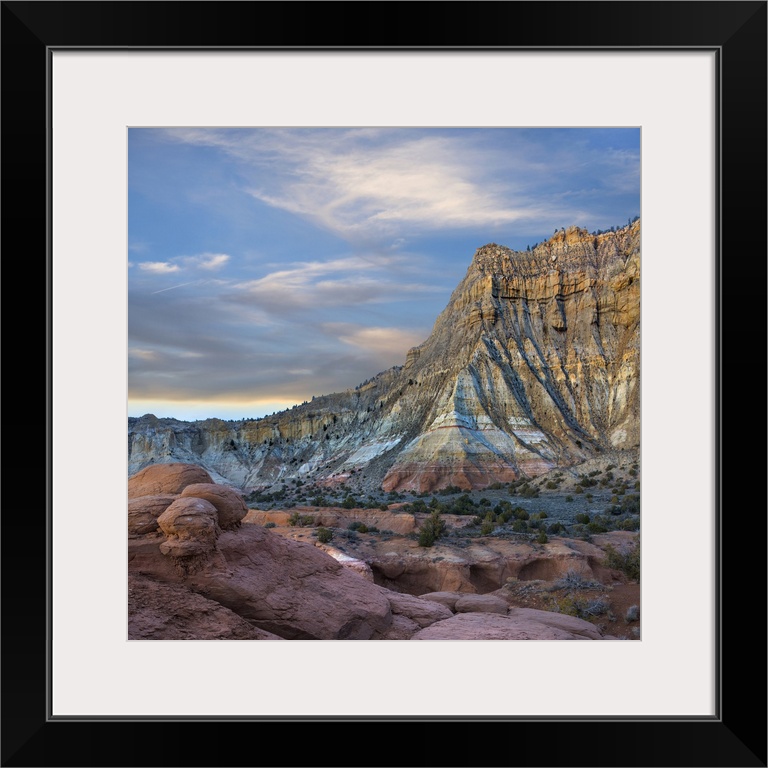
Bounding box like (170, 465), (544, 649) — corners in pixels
(129, 221), (640, 492)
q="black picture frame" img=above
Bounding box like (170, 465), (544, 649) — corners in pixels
(4, 2), (765, 766)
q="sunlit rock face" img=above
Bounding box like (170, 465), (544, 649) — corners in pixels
(129, 221), (640, 491)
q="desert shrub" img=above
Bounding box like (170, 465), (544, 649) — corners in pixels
(514, 508), (530, 521)
(586, 521), (608, 534)
(264, 521), (276, 529)
(625, 604), (640, 622)
(545, 481), (557, 490)
(603, 537), (640, 581)
(574, 485), (584, 494)
(347, 521), (363, 531)
(480, 520), (495, 536)
(550, 595), (609, 619)
(379, 503), (389, 511)
(575, 512), (591, 524)
(512, 520), (528, 533)
(553, 569), (602, 591)
(536, 530), (548, 544)
(565, 495), (574, 502)
(620, 494), (640, 515)
(316, 527), (333, 544)
(479, 497), (491, 507)
(299, 515), (315, 527)
(367, 525), (379, 533)
(418, 510), (446, 548)
(547, 522), (564, 535)
(288, 512), (301, 527)
(616, 516), (640, 531)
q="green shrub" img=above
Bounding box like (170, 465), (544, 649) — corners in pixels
(418, 509), (446, 548)
(514, 508), (530, 521)
(565, 495), (574, 502)
(288, 512), (301, 527)
(536, 530), (548, 544)
(547, 522), (564, 534)
(379, 503), (389, 511)
(545, 481), (557, 490)
(316, 527), (333, 544)
(575, 512), (591, 524)
(603, 537), (640, 581)
(550, 595), (609, 619)
(264, 521), (276, 529)
(586, 521), (608, 533)
(512, 520), (528, 533)
(480, 520), (494, 536)
(574, 485), (584, 494)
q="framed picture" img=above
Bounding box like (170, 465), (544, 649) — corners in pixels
(8, 1), (765, 765)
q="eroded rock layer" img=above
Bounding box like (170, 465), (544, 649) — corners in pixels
(129, 222), (640, 491)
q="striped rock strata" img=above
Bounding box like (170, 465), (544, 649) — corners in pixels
(129, 221), (640, 492)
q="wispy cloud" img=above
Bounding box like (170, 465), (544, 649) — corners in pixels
(136, 253), (231, 277)
(138, 261), (180, 274)
(323, 323), (426, 358)
(233, 255), (441, 311)
(182, 252), (230, 271)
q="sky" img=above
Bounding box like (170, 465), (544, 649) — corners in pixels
(128, 127), (640, 422)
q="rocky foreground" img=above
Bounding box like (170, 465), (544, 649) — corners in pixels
(129, 463), (639, 640)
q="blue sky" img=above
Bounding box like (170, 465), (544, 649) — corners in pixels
(128, 127), (640, 421)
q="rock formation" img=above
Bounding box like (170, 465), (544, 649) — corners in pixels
(128, 463), (614, 640)
(129, 221), (639, 492)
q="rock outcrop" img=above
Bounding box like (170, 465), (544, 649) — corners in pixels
(410, 610), (604, 640)
(129, 465), (616, 640)
(129, 221), (639, 493)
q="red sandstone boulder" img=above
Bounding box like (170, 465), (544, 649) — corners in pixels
(128, 494), (177, 535)
(419, 592), (462, 611)
(386, 591), (454, 628)
(129, 525), (393, 640)
(157, 497), (220, 559)
(128, 573), (282, 640)
(454, 594), (509, 614)
(128, 462), (213, 499)
(180, 483), (248, 531)
(411, 611), (605, 640)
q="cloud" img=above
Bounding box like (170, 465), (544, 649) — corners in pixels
(182, 252), (230, 271)
(135, 253), (231, 279)
(138, 261), (181, 274)
(233, 254), (442, 311)
(323, 323), (426, 358)
(129, 348), (158, 361)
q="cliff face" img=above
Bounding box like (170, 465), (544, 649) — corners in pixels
(129, 221), (640, 492)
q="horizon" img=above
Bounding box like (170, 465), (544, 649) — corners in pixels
(129, 127), (640, 422)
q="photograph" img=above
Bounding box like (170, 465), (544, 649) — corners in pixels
(127, 127), (643, 643)
(3, 0), (764, 764)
